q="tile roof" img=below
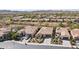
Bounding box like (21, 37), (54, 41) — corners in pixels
(0, 27), (10, 37)
(24, 26), (38, 35)
(56, 28), (70, 37)
(36, 27), (53, 35)
(71, 29), (79, 39)
(18, 26), (39, 35)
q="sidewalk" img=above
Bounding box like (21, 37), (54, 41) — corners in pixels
(62, 40), (71, 47)
(43, 38), (51, 44)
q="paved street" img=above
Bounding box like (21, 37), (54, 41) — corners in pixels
(0, 41), (72, 49)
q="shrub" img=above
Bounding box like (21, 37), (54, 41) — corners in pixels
(69, 23), (79, 29)
(51, 38), (62, 45)
(70, 39), (76, 45)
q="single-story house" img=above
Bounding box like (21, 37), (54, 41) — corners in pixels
(71, 19), (75, 22)
(56, 16), (61, 19)
(71, 29), (79, 40)
(32, 18), (38, 22)
(61, 16), (66, 19)
(56, 27), (70, 40)
(0, 31), (5, 40)
(50, 19), (57, 22)
(74, 19), (79, 23)
(0, 27), (11, 41)
(12, 16), (24, 21)
(39, 18), (44, 22)
(35, 27), (53, 39)
(71, 29), (79, 47)
(56, 19), (63, 22)
(75, 16), (79, 19)
(52, 16), (56, 19)
(20, 18), (31, 21)
(43, 18), (49, 22)
(18, 26), (39, 38)
(63, 19), (70, 22)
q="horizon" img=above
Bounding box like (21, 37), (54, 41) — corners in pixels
(1, 9), (79, 11)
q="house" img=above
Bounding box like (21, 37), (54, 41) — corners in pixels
(61, 16), (66, 19)
(12, 16), (24, 21)
(71, 19), (75, 22)
(50, 19), (57, 22)
(0, 27), (11, 41)
(0, 31), (5, 40)
(74, 19), (79, 23)
(18, 26), (39, 38)
(75, 16), (79, 19)
(52, 16), (56, 19)
(43, 18), (49, 22)
(32, 18), (38, 22)
(66, 16), (71, 19)
(39, 18), (44, 22)
(63, 19), (70, 22)
(71, 29), (79, 47)
(56, 16), (61, 19)
(20, 18), (31, 21)
(71, 29), (79, 40)
(0, 27), (10, 33)
(56, 19), (63, 22)
(35, 27), (53, 39)
(56, 27), (70, 40)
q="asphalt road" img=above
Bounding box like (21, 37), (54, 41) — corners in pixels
(0, 41), (72, 49)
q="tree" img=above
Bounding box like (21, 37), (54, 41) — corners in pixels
(59, 22), (64, 27)
(7, 28), (20, 40)
(69, 23), (79, 29)
(8, 31), (17, 40)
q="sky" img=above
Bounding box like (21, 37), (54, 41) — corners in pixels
(0, 0), (79, 11)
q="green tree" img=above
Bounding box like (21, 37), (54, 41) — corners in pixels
(59, 22), (64, 27)
(69, 23), (79, 29)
